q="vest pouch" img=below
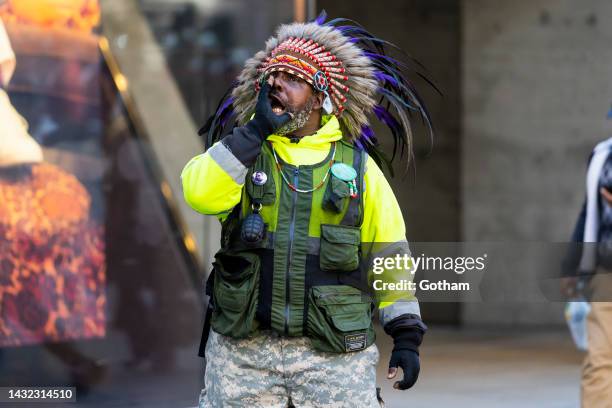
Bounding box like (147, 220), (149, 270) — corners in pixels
(307, 285), (375, 353)
(320, 224), (360, 272)
(211, 250), (260, 338)
(322, 175), (350, 213)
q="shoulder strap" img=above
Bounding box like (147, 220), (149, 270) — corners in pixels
(245, 144), (276, 205)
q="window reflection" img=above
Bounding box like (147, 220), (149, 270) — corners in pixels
(0, 3), (106, 349)
(0, 0), (292, 404)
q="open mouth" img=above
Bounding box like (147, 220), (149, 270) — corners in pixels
(269, 93), (286, 115)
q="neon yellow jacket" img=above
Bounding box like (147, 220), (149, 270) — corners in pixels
(181, 115), (420, 326)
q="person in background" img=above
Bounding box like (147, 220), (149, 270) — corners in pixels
(562, 103), (612, 407)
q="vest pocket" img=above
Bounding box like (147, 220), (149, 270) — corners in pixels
(211, 250), (260, 338)
(320, 224), (360, 272)
(322, 175), (350, 213)
(307, 285), (375, 353)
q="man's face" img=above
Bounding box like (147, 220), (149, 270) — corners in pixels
(268, 71), (313, 114)
(267, 71), (320, 135)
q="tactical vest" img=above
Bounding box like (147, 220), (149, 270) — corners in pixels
(208, 140), (375, 353)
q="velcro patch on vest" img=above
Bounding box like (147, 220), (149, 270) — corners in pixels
(344, 333), (367, 352)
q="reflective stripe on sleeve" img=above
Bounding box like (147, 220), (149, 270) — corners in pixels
(208, 141), (248, 185)
(379, 299), (421, 326)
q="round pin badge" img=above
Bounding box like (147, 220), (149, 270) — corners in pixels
(252, 171), (268, 185)
(330, 163), (357, 182)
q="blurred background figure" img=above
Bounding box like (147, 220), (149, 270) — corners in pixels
(563, 104), (612, 406)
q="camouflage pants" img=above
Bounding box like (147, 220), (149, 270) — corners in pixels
(198, 329), (381, 407)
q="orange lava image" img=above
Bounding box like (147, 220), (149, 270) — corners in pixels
(0, 0), (100, 32)
(0, 162), (106, 347)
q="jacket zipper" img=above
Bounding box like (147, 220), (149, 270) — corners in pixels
(284, 167), (299, 335)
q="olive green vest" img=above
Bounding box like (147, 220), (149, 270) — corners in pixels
(210, 140), (375, 353)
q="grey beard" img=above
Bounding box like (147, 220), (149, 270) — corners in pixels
(274, 97), (316, 136)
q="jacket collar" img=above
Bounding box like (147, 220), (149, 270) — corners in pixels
(267, 115), (343, 149)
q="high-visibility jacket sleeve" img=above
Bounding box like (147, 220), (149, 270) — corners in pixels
(360, 155), (423, 327)
(361, 156), (407, 243)
(180, 144), (244, 218)
(181, 123), (268, 218)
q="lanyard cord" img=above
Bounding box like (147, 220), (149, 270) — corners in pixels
(269, 141), (336, 193)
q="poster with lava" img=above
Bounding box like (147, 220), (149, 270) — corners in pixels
(0, 0), (106, 347)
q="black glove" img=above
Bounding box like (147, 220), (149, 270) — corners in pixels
(384, 314), (426, 391)
(247, 80), (293, 138)
(387, 330), (421, 390)
(220, 80), (292, 168)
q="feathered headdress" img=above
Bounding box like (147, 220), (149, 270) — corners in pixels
(200, 11), (436, 174)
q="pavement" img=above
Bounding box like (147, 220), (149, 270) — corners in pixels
(1, 326), (583, 407)
(375, 326), (583, 408)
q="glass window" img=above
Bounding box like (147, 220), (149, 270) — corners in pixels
(0, 0), (292, 405)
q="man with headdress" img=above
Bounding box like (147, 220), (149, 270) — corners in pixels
(182, 13), (433, 407)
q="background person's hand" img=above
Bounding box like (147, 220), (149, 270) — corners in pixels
(601, 187), (612, 206)
(560, 276), (579, 298)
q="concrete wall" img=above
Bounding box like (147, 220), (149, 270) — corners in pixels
(462, 0), (612, 326)
(320, 0), (612, 327)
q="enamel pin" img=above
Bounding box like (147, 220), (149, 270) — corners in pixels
(331, 163), (358, 198)
(252, 171), (268, 186)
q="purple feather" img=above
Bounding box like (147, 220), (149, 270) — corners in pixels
(362, 51), (403, 67)
(353, 138), (364, 150)
(378, 87), (419, 110)
(314, 10), (327, 25)
(219, 109), (235, 127)
(360, 124), (375, 142)
(334, 25), (350, 33)
(216, 96), (234, 115)
(374, 71), (400, 88)
(373, 105), (400, 129)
